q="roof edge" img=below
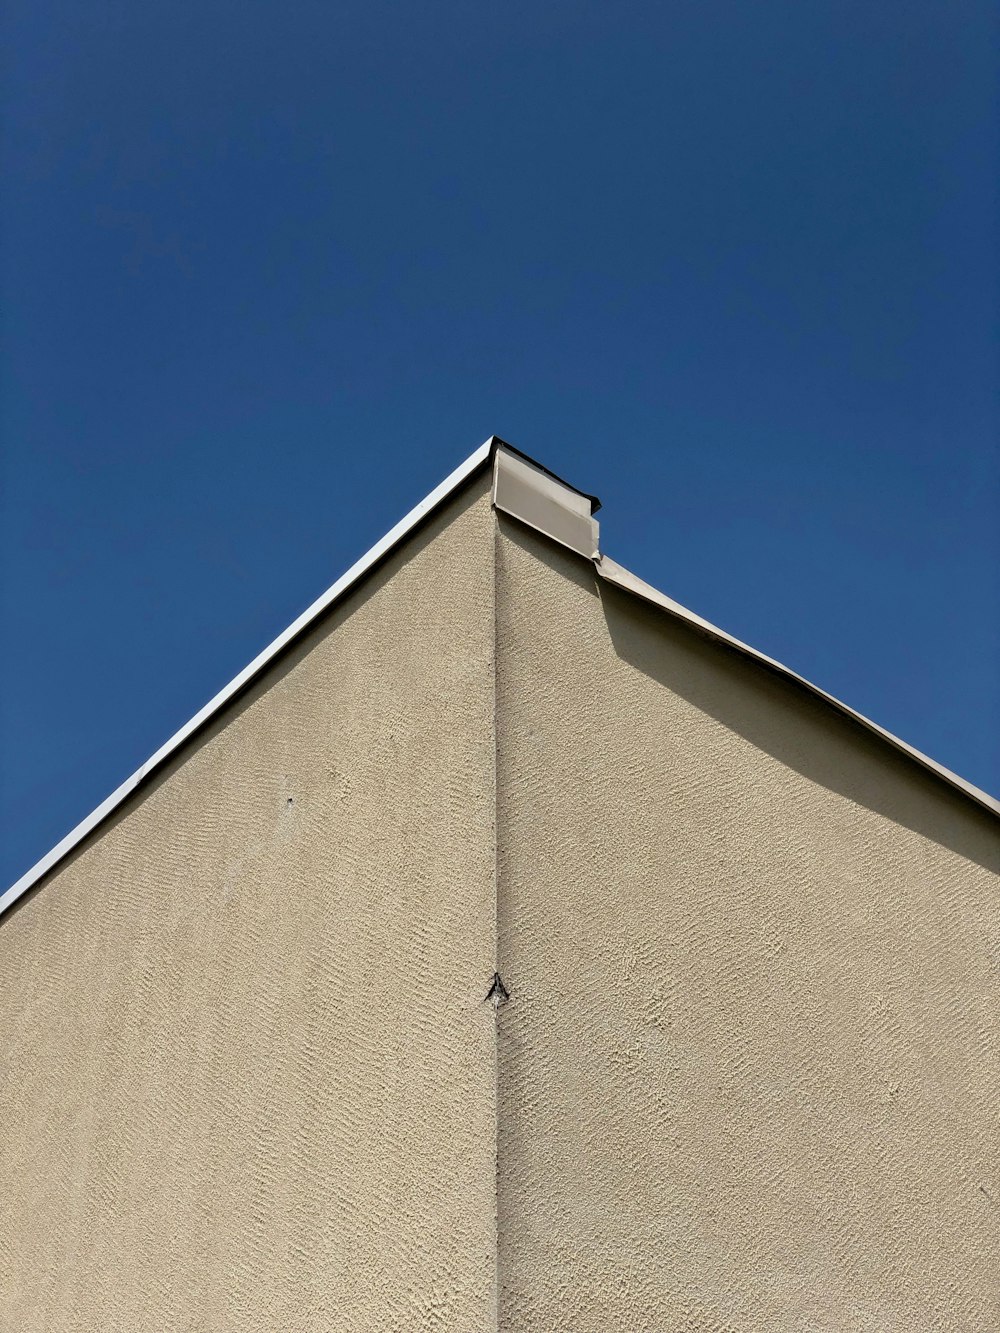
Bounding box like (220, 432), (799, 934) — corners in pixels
(0, 438), (496, 918)
(487, 450), (998, 820)
(490, 436), (602, 513)
(596, 555), (1000, 821)
(4, 436), (996, 920)
(492, 445), (601, 559)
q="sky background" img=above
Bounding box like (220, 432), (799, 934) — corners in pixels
(2, 0), (997, 889)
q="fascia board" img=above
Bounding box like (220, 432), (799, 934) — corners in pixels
(0, 439), (494, 919)
(596, 555), (1000, 821)
(492, 445), (600, 559)
(487, 449), (997, 820)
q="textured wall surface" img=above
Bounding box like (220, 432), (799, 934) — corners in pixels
(495, 517), (999, 1333)
(4, 476), (998, 1333)
(0, 479), (498, 1333)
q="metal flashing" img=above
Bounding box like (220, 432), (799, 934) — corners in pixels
(491, 438), (602, 512)
(492, 445), (601, 560)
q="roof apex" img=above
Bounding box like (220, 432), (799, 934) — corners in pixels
(3, 436), (996, 919)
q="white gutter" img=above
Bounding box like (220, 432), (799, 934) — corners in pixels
(0, 438), (495, 919)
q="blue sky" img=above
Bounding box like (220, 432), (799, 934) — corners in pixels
(2, 0), (997, 889)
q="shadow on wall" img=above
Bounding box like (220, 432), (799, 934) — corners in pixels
(597, 577), (1000, 876)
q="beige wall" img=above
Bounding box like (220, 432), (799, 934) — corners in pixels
(0, 478), (498, 1333)
(4, 479), (998, 1332)
(495, 517), (999, 1332)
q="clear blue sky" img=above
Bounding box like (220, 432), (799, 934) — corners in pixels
(2, 0), (997, 889)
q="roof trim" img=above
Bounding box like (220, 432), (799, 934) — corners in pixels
(488, 449), (1000, 823)
(493, 445), (601, 559)
(595, 556), (1000, 820)
(491, 436), (603, 513)
(0, 438), (495, 919)
(3, 436), (996, 920)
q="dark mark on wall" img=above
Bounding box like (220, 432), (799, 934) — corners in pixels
(485, 972), (509, 1010)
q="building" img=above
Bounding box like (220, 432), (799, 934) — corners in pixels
(2, 439), (997, 1331)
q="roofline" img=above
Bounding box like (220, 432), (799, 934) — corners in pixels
(491, 436), (603, 513)
(0, 437), (496, 919)
(3, 437), (996, 920)
(594, 556), (1000, 821)
(490, 448), (1000, 822)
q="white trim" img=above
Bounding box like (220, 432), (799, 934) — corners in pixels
(0, 439), (494, 918)
(492, 446), (600, 559)
(596, 555), (1000, 820)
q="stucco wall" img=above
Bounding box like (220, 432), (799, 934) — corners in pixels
(5, 477), (998, 1332)
(495, 516), (999, 1332)
(0, 479), (497, 1333)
